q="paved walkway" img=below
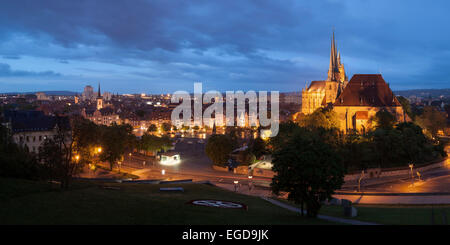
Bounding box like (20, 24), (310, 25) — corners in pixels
(333, 193), (450, 204)
(260, 197), (379, 225)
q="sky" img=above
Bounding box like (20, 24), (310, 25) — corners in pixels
(0, 0), (449, 94)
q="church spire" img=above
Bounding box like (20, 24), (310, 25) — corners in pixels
(327, 31), (342, 82)
(97, 83), (101, 97)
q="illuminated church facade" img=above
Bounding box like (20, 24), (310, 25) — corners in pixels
(301, 32), (348, 115)
(300, 32), (407, 133)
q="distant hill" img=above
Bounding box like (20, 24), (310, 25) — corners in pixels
(2, 91), (79, 96)
(394, 89), (450, 98)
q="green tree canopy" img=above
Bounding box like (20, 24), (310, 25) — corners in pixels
(139, 134), (173, 153)
(372, 110), (396, 130)
(161, 123), (171, 132)
(397, 96), (414, 120)
(250, 137), (267, 159)
(99, 123), (134, 170)
(415, 106), (446, 137)
(271, 128), (346, 217)
(205, 134), (233, 166)
(147, 124), (157, 133)
(298, 107), (340, 130)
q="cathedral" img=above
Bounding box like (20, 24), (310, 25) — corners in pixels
(299, 32), (407, 133)
(301, 32), (348, 115)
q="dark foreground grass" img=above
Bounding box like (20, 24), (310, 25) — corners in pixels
(279, 199), (450, 225)
(0, 178), (335, 225)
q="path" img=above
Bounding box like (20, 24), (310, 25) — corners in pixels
(260, 197), (379, 225)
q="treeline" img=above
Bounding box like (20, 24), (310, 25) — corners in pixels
(288, 108), (447, 171)
(0, 117), (172, 189)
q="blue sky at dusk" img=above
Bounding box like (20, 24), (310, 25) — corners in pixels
(0, 0), (449, 94)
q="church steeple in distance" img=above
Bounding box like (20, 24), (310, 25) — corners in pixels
(96, 83), (103, 110)
(97, 83), (102, 98)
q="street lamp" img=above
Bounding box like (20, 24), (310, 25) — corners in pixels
(97, 147), (102, 153)
(358, 170), (365, 192)
(234, 180), (239, 192)
(409, 163), (414, 187)
(248, 176), (253, 192)
(161, 169), (166, 175)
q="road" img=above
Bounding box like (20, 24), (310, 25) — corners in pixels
(84, 138), (450, 196)
(90, 137), (272, 187)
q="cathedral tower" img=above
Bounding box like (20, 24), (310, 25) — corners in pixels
(301, 31), (348, 115)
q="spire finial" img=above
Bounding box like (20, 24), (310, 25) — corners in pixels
(98, 83), (101, 97)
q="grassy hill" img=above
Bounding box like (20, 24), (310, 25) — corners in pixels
(0, 178), (334, 225)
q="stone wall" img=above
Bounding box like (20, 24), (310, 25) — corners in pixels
(212, 165), (229, 172)
(252, 168), (276, 178)
(233, 166), (249, 175)
(344, 159), (448, 182)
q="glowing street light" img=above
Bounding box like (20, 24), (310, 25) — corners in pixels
(248, 176), (253, 192)
(75, 155), (80, 161)
(234, 180), (239, 192)
(97, 147), (102, 153)
(409, 163), (414, 187)
(161, 169), (166, 175)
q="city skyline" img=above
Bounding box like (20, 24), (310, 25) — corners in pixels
(1, 1), (450, 94)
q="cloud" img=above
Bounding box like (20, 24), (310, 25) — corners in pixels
(0, 0), (449, 92)
(0, 63), (61, 77)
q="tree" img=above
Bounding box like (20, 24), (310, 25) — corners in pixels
(39, 117), (81, 189)
(161, 122), (171, 132)
(72, 117), (102, 167)
(139, 134), (173, 154)
(250, 137), (267, 159)
(100, 123), (134, 170)
(205, 134), (233, 166)
(236, 149), (256, 165)
(416, 106), (446, 137)
(225, 126), (242, 149)
(372, 110), (396, 130)
(298, 107), (340, 130)
(271, 128), (345, 217)
(397, 96), (414, 120)
(0, 124), (41, 180)
(147, 124), (157, 133)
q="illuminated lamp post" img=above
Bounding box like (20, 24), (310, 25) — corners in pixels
(409, 163), (414, 187)
(234, 180), (239, 192)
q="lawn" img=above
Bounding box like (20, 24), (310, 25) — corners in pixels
(0, 178), (335, 225)
(279, 199), (450, 225)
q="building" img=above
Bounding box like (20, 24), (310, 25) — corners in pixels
(103, 91), (112, 101)
(333, 74), (406, 133)
(81, 107), (121, 126)
(301, 32), (348, 114)
(82, 85), (94, 101)
(1, 110), (70, 154)
(35, 92), (49, 101)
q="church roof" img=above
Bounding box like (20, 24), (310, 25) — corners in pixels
(3, 110), (70, 133)
(307, 81), (326, 92)
(334, 74), (401, 107)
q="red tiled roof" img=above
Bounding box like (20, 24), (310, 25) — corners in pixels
(334, 74), (401, 107)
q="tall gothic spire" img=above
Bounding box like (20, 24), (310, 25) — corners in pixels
(97, 83), (101, 97)
(327, 31), (341, 82)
